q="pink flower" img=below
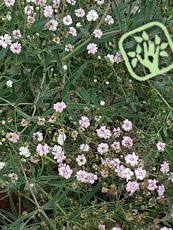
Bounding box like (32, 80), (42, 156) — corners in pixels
(76, 154), (87, 166)
(93, 29), (103, 39)
(96, 126), (111, 139)
(43, 5), (53, 18)
(53, 102), (66, 113)
(147, 179), (158, 190)
(6, 132), (20, 143)
(160, 161), (170, 173)
(75, 8), (85, 17)
(121, 136), (133, 148)
(4, 0), (15, 8)
(125, 152), (138, 166)
(69, 27), (77, 36)
(126, 181), (139, 194)
(115, 164), (125, 178)
(63, 15), (73, 26)
(87, 43), (98, 54)
(46, 19), (58, 31)
(86, 9), (98, 21)
(76, 170), (97, 184)
(24, 5), (34, 15)
(135, 167), (146, 180)
(122, 168), (134, 181)
(114, 51), (123, 64)
(156, 141), (166, 151)
(122, 119), (132, 131)
(36, 143), (49, 156)
(157, 184), (165, 199)
(13, 29), (22, 39)
(54, 151), (66, 164)
(79, 116), (90, 128)
(10, 42), (22, 54)
(98, 224), (105, 230)
(104, 15), (114, 25)
(97, 143), (109, 154)
(111, 141), (121, 153)
(113, 127), (121, 138)
(58, 164), (73, 179)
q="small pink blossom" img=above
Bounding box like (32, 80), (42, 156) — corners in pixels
(115, 164), (125, 178)
(125, 152), (138, 166)
(122, 168), (134, 181)
(69, 27), (77, 36)
(6, 132), (20, 143)
(76, 170), (97, 184)
(160, 161), (170, 173)
(93, 29), (103, 39)
(157, 184), (165, 199)
(10, 42), (22, 54)
(96, 126), (111, 139)
(0, 34), (12, 48)
(43, 5), (53, 18)
(4, 0), (15, 8)
(53, 102), (66, 113)
(113, 127), (121, 138)
(63, 15), (73, 26)
(122, 119), (132, 131)
(13, 29), (22, 39)
(98, 224), (105, 230)
(79, 116), (90, 128)
(76, 154), (87, 166)
(156, 141), (166, 151)
(114, 51), (123, 64)
(147, 179), (158, 190)
(97, 143), (109, 154)
(58, 164), (73, 179)
(126, 181), (139, 195)
(36, 143), (49, 156)
(135, 167), (146, 180)
(111, 141), (121, 153)
(121, 136), (133, 148)
(24, 5), (34, 15)
(86, 9), (98, 21)
(87, 43), (98, 54)
(75, 8), (85, 17)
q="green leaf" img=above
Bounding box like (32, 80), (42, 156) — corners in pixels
(160, 51), (168, 57)
(131, 58), (138, 68)
(127, 51), (136, 58)
(160, 42), (168, 50)
(154, 34), (161, 45)
(61, 63), (87, 102)
(133, 36), (143, 43)
(136, 44), (142, 54)
(142, 31), (149, 41)
(0, 48), (8, 61)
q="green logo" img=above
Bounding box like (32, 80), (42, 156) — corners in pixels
(119, 22), (173, 81)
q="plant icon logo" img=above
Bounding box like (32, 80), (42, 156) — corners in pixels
(119, 22), (173, 81)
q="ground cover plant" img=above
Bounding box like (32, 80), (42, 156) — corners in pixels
(0, 0), (173, 229)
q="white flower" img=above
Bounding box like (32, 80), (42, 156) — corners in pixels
(0, 34), (12, 48)
(10, 42), (22, 54)
(8, 172), (18, 181)
(24, 5), (34, 15)
(57, 133), (66, 145)
(122, 168), (134, 181)
(105, 15), (114, 25)
(66, 0), (76, 5)
(76, 22), (82, 28)
(86, 9), (98, 21)
(46, 19), (58, 31)
(107, 54), (115, 63)
(6, 80), (13, 88)
(43, 5), (53, 18)
(69, 27), (77, 36)
(75, 8), (85, 17)
(87, 43), (98, 54)
(51, 145), (63, 155)
(76, 154), (87, 166)
(93, 29), (103, 39)
(63, 15), (73, 26)
(135, 167), (147, 180)
(33, 131), (43, 142)
(0, 162), (6, 170)
(13, 29), (22, 39)
(19, 146), (31, 157)
(79, 143), (90, 152)
(100, 100), (105, 106)
(95, 0), (104, 5)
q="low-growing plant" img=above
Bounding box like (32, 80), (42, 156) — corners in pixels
(0, 0), (173, 229)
